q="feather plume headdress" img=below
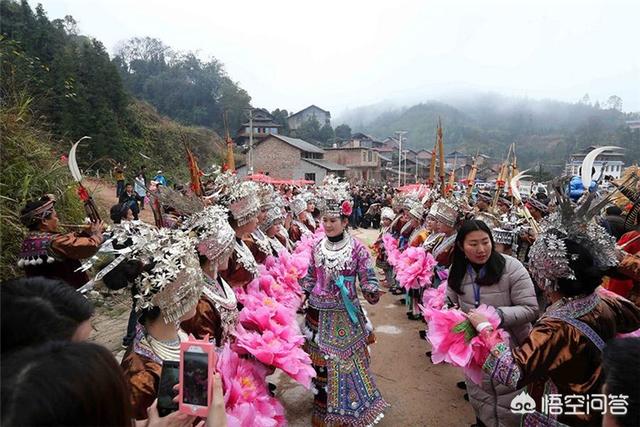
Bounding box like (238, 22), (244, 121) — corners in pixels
(528, 177), (618, 289)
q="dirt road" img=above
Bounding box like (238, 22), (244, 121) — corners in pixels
(87, 179), (475, 426)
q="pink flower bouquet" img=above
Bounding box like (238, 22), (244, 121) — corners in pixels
(419, 282), (448, 321)
(234, 324), (316, 388)
(382, 234), (400, 267)
(426, 304), (508, 384)
(217, 344), (286, 427)
(396, 247), (437, 290)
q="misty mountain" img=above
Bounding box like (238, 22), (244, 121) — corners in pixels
(336, 94), (639, 169)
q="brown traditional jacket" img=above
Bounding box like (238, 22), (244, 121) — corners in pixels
(180, 297), (222, 344)
(120, 346), (162, 420)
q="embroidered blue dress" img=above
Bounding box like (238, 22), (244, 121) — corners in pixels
(302, 234), (388, 426)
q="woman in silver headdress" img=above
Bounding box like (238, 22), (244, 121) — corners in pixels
(214, 177), (262, 289)
(181, 205), (239, 346)
(118, 229), (204, 420)
(467, 220), (640, 426)
(245, 184), (281, 263)
(289, 195), (314, 243)
(301, 176), (387, 427)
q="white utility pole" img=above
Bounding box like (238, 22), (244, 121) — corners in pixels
(395, 131), (407, 187)
(403, 150), (408, 186)
(248, 109), (254, 175)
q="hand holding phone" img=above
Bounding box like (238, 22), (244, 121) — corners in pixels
(179, 339), (216, 417)
(157, 360), (179, 417)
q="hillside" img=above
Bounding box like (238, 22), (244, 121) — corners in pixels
(338, 94), (640, 168)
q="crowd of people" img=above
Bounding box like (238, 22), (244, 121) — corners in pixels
(3, 160), (640, 427)
(371, 167), (640, 427)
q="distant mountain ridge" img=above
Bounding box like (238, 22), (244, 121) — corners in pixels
(337, 94), (639, 169)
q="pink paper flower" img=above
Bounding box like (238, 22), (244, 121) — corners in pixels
(382, 234), (401, 267)
(426, 308), (474, 366)
(238, 292), (296, 332)
(463, 327), (510, 384)
(419, 282), (447, 321)
(233, 324), (316, 388)
(216, 344), (286, 427)
(396, 247), (437, 290)
(426, 304), (509, 385)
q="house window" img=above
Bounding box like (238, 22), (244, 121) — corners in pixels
(362, 151), (367, 162)
(305, 173), (316, 182)
(368, 150), (372, 162)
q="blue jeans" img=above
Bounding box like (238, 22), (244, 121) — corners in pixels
(116, 180), (125, 198)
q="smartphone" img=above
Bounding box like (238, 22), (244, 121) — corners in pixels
(157, 360), (180, 417)
(179, 340), (216, 417)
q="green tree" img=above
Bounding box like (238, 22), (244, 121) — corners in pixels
(334, 123), (351, 139)
(606, 95), (623, 111)
(113, 37), (251, 134)
(319, 123), (335, 145)
(271, 108), (290, 135)
(294, 117), (320, 141)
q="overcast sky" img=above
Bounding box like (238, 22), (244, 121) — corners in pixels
(33, 0), (640, 116)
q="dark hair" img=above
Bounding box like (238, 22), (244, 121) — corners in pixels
(109, 203), (130, 224)
(20, 199), (54, 231)
(602, 338), (640, 427)
(1, 277), (94, 354)
(449, 220), (506, 295)
(111, 260), (162, 326)
(1, 341), (132, 426)
(605, 206), (623, 216)
(556, 239), (605, 297)
(102, 259), (142, 291)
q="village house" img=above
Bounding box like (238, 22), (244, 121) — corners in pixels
(288, 105), (331, 130)
(564, 145), (625, 180)
(235, 134), (347, 184)
(234, 108), (282, 146)
(324, 145), (382, 182)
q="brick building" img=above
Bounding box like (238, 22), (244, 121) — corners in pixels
(235, 134), (347, 184)
(325, 146), (382, 182)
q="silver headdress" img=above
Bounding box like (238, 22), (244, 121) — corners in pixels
(184, 205), (235, 263)
(106, 223), (203, 323)
(301, 191), (317, 205)
(316, 175), (351, 217)
(211, 172), (260, 227)
(261, 206), (285, 232)
(528, 177), (619, 289)
(408, 199), (425, 220)
(429, 199), (460, 228)
(381, 207), (395, 221)
(256, 183), (277, 210)
(290, 196), (307, 216)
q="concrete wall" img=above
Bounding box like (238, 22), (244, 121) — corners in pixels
(292, 161), (327, 184)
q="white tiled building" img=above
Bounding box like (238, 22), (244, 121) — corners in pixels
(564, 146), (625, 179)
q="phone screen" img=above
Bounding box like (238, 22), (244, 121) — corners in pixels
(183, 351), (209, 406)
(157, 361), (179, 415)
